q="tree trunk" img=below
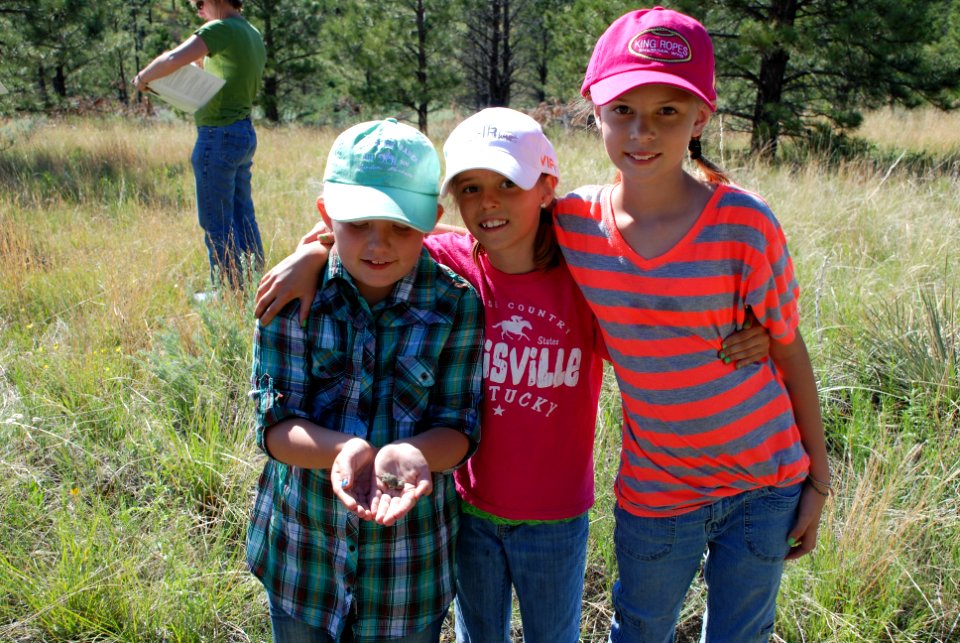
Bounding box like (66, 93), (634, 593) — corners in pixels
(750, 49), (789, 157)
(415, 0), (428, 133)
(489, 0), (502, 106)
(53, 65), (67, 97)
(37, 64), (48, 104)
(749, 0), (798, 157)
(535, 57), (547, 103)
(117, 52), (128, 102)
(263, 75), (279, 122)
(261, 10), (279, 122)
(497, 0), (511, 106)
(535, 22), (548, 105)
(131, 3), (143, 103)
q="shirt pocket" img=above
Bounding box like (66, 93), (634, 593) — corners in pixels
(392, 355), (437, 438)
(309, 349), (348, 416)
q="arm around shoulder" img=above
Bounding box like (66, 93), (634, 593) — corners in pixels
(770, 332), (832, 560)
(255, 241), (329, 326)
(769, 333), (828, 480)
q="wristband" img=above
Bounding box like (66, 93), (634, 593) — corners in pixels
(805, 477), (831, 497)
(808, 472), (833, 490)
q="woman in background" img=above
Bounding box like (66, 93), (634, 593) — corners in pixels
(134, 0), (266, 293)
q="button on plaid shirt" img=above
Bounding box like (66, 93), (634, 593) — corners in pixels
(247, 250), (483, 641)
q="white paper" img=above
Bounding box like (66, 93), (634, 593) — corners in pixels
(146, 64), (225, 114)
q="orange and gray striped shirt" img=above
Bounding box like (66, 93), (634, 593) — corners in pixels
(553, 183), (810, 517)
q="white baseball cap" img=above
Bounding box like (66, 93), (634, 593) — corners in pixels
(440, 108), (560, 197)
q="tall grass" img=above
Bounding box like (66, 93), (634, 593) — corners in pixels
(1, 110), (958, 641)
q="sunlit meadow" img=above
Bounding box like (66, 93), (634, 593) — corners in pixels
(0, 106), (958, 641)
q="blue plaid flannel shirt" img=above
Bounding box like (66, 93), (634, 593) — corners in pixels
(247, 249), (483, 640)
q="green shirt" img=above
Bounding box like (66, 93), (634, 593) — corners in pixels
(194, 16), (265, 126)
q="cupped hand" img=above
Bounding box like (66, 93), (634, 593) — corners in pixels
(368, 443), (433, 526)
(331, 437), (377, 519)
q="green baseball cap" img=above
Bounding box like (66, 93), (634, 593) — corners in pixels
(322, 118), (441, 233)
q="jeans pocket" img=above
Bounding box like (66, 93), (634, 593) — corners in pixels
(221, 129), (255, 164)
(614, 506), (678, 562)
(744, 483), (802, 562)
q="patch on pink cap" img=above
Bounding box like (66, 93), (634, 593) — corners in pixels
(629, 28), (692, 63)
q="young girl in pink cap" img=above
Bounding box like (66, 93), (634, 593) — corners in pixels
(253, 106), (771, 642)
(555, 6), (831, 642)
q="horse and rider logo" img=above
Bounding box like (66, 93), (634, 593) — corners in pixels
(493, 315), (532, 340)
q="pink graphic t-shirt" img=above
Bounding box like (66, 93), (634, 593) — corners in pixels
(425, 233), (606, 521)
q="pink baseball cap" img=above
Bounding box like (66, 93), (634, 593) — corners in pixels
(581, 6), (717, 110)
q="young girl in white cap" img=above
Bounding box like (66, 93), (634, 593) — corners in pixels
(556, 7), (831, 642)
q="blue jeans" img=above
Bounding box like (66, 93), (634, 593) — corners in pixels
(268, 593), (446, 643)
(453, 511), (589, 643)
(609, 484), (802, 643)
(191, 117), (263, 288)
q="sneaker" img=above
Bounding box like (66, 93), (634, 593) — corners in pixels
(192, 290), (220, 303)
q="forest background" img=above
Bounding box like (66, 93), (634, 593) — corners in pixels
(1, 0), (960, 641)
(3, 0), (960, 153)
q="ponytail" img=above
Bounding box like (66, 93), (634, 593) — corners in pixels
(531, 206), (562, 271)
(689, 137), (731, 185)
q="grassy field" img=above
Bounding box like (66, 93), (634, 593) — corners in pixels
(0, 107), (958, 642)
